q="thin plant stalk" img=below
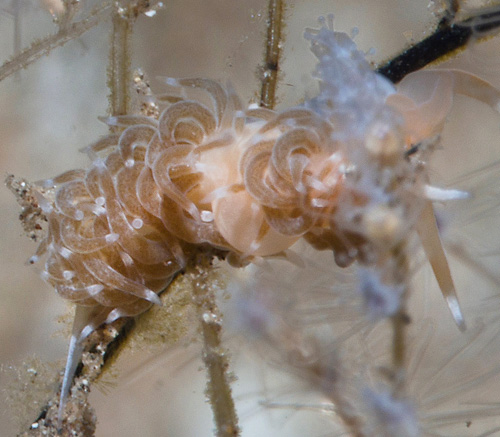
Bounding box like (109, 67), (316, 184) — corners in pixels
(190, 261), (240, 437)
(108, 3), (134, 119)
(259, 0), (285, 109)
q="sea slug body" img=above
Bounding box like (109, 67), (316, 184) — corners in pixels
(27, 16), (500, 421)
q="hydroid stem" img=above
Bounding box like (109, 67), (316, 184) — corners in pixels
(390, 242), (410, 397)
(259, 0), (285, 109)
(108, 2), (134, 120)
(190, 261), (240, 437)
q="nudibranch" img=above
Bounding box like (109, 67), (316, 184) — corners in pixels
(27, 16), (500, 423)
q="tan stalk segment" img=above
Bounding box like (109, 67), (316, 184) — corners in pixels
(260, 0), (285, 109)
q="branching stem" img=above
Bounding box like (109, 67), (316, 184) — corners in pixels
(0, 3), (111, 83)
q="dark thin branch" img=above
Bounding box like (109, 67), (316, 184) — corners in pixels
(376, 23), (471, 83)
(377, 7), (500, 83)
